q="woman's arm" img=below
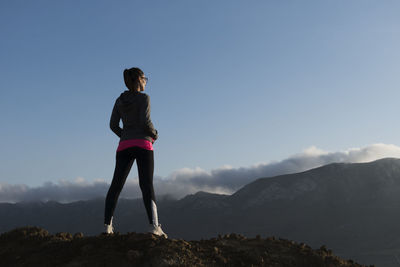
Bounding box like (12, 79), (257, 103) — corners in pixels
(109, 100), (122, 137)
(140, 94), (158, 140)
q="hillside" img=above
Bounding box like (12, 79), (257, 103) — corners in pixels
(0, 226), (371, 267)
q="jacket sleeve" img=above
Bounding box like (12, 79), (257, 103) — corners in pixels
(140, 94), (158, 140)
(109, 100), (122, 138)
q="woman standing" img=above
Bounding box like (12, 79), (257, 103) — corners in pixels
(104, 67), (167, 238)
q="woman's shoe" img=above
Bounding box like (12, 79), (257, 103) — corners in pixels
(104, 217), (114, 234)
(148, 223), (168, 238)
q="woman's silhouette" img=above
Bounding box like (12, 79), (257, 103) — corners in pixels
(104, 67), (167, 238)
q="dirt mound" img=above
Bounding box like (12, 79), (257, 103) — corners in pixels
(0, 226), (373, 267)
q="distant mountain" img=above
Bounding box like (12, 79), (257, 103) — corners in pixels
(2, 158), (400, 266)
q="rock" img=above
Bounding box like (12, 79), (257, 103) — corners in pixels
(73, 232), (84, 239)
(0, 226), (370, 267)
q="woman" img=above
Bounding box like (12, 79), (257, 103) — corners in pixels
(104, 67), (167, 238)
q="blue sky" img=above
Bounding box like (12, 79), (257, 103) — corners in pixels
(1, 1), (400, 189)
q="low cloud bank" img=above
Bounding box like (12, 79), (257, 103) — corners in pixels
(1, 143), (400, 203)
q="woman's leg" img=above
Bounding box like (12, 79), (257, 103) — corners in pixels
(104, 149), (135, 225)
(136, 148), (158, 226)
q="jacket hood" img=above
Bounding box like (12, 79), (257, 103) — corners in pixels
(118, 90), (142, 107)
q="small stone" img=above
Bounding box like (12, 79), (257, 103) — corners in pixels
(73, 232), (84, 239)
(229, 233), (238, 239)
(180, 240), (190, 246)
(237, 234), (246, 240)
(55, 232), (73, 240)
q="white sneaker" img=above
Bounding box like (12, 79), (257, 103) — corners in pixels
(149, 223), (168, 238)
(104, 217), (114, 234)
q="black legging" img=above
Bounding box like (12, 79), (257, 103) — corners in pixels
(104, 146), (156, 225)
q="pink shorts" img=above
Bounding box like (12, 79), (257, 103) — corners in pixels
(117, 139), (153, 152)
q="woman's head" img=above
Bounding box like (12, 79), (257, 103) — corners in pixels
(123, 67), (147, 92)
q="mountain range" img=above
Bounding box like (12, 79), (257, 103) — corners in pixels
(2, 158), (400, 266)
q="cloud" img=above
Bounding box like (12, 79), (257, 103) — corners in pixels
(1, 143), (400, 203)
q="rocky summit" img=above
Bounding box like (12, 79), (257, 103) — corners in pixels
(0, 226), (373, 267)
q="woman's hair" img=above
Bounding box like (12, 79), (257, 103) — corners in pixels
(123, 67), (144, 91)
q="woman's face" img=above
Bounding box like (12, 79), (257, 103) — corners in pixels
(138, 75), (147, 91)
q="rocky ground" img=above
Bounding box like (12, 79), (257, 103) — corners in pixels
(0, 226), (373, 267)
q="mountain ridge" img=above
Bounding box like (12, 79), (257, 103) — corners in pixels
(2, 158), (400, 266)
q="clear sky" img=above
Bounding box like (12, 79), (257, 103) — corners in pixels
(1, 1), (400, 188)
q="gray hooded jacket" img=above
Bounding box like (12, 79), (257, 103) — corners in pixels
(110, 90), (158, 143)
